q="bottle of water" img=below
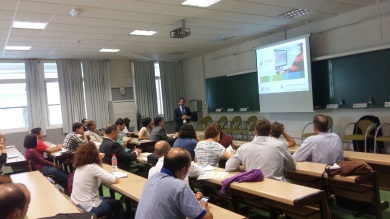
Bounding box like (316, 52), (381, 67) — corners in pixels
(112, 154), (118, 172)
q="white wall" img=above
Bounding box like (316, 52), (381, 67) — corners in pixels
(182, 2), (390, 153)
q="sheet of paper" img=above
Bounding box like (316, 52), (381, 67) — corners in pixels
(226, 145), (234, 154)
(202, 165), (216, 171)
(113, 171), (128, 178)
(197, 171), (229, 180)
(5, 145), (15, 149)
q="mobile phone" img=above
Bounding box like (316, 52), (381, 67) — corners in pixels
(201, 196), (210, 202)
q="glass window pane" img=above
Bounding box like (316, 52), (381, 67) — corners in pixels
(154, 62), (160, 77)
(48, 105), (62, 125)
(46, 82), (61, 105)
(0, 107), (28, 129)
(0, 83), (27, 108)
(0, 63), (26, 79)
(44, 63), (58, 79)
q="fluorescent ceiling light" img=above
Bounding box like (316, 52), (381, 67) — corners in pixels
(5, 46), (31, 51)
(279, 9), (310, 18)
(99, 49), (120, 53)
(13, 21), (47, 30)
(130, 30), (157, 36)
(181, 0), (221, 8)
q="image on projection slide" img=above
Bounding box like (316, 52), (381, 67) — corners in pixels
(256, 38), (309, 94)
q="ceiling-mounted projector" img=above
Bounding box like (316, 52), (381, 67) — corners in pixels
(170, 19), (191, 39)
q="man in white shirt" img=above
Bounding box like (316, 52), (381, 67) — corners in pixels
(225, 119), (296, 181)
(293, 114), (343, 164)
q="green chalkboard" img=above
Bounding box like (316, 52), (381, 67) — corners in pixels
(206, 72), (260, 112)
(312, 48), (390, 108)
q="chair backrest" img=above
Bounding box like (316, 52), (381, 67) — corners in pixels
(231, 116), (242, 129)
(357, 120), (375, 133)
(247, 116), (258, 131)
(217, 116), (228, 128)
(202, 116), (213, 127)
(326, 116), (333, 132)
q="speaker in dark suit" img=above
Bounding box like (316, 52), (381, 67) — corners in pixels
(174, 98), (192, 132)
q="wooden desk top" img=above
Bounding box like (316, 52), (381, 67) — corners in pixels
(101, 164), (245, 218)
(137, 152), (153, 164)
(289, 146), (300, 154)
(205, 168), (324, 206)
(344, 150), (390, 166)
(196, 131), (205, 140)
(11, 171), (80, 218)
(5, 147), (27, 166)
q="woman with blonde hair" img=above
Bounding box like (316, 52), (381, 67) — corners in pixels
(71, 142), (125, 219)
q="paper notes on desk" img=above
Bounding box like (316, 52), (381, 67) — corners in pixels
(226, 146), (234, 154)
(198, 171), (229, 180)
(113, 171), (128, 178)
(202, 165), (216, 171)
(5, 145), (15, 149)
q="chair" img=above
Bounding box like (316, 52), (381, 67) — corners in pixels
(301, 116), (333, 142)
(195, 116), (213, 131)
(234, 116), (257, 141)
(216, 116), (228, 129)
(374, 123), (390, 153)
(222, 116), (242, 138)
(342, 120), (377, 153)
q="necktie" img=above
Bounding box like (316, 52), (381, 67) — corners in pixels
(181, 107), (185, 115)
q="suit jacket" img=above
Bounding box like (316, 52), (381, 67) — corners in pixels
(150, 126), (175, 145)
(98, 138), (137, 171)
(174, 106), (191, 132)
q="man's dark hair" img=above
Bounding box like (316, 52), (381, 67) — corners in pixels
(115, 118), (125, 126)
(163, 148), (191, 174)
(123, 117), (130, 129)
(313, 114), (328, 132)
(179, 124), (196, 139)
(31, 127), (41, 135)
(82, 118), (88, 123)
(105, 124), (118, 135)
(87, 120), (95, 130)
(154, 117), (163, 126)
(141, 117), (152, 127)
(178, 98), (185, 102)
(255, 119), (271, 136)
(24, 134), (37, 149)
(72, 122), (83, 132)
(0, 183), (27, 219)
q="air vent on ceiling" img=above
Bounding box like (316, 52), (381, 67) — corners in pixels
(212, 35), (236, 41)
(279, 9), (310, 18)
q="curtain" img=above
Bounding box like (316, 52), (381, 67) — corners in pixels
(82, 60), (110, 129)
(133, 61), (158, 119)
(159, 61), (184, 121)
(25, 60), (48, 133)
(57, 60), (85, 133)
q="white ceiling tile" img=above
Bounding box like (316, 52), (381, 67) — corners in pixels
(14, 12), (53, 23)
(18, 1), (61, 14)
(0, 11), (15, 20)
(0, 0), (18, 10)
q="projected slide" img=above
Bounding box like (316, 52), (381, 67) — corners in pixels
(256, 38), (309, 94)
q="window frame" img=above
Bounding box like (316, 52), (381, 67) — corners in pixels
(43, 61), (63, 129)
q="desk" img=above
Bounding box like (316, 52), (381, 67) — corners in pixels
(101, 164), (245, 218)
(124, 137), (156, 153)
(11, 171), (80, 218)
(196, 131), (205, 140)
(286, 162), (389, 218)
(197, 168), (327, 218)
(4, 146), (30, 172)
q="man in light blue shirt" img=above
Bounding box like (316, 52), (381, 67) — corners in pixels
(293, 114), (343, 164)
(135, 148), (212, 219)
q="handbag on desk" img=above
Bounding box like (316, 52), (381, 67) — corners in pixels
(325, 160), (373, 177)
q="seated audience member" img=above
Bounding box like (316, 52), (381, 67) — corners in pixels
(216, 124), (233, 148)
(85, 121), (103, 143)
(225, 119), (296, 181)
(195, 124), (235, 167)
(0, 183), (31, 219)
(82, 118), (88, 132)
(136, 148), (212, 219)
(149, 141), (204, 184)
(173, 124), (198, 160)
(0, 132), (7, 164)
(63, 122), (88, 152)
(115, 118), (133, 151)
(23, 134), (68, 183)
(87, 120), (102, 136)
(293, 114), (343, 164)
(99, 124), (141, 171)
(270, 122), (296, 148)
(71, 142), (125, 219)
(31, 127), (62, 156)
(122, 117), (135, 136)
(150, 117), (175, 145)
(138, 117), (154, 140)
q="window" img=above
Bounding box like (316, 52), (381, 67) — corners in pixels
(0, 62), (28, 130)
(154, 62), (163, 115)
(44, 63), (62, 126)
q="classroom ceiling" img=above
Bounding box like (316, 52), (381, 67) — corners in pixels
(0, 0), (383, 60)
